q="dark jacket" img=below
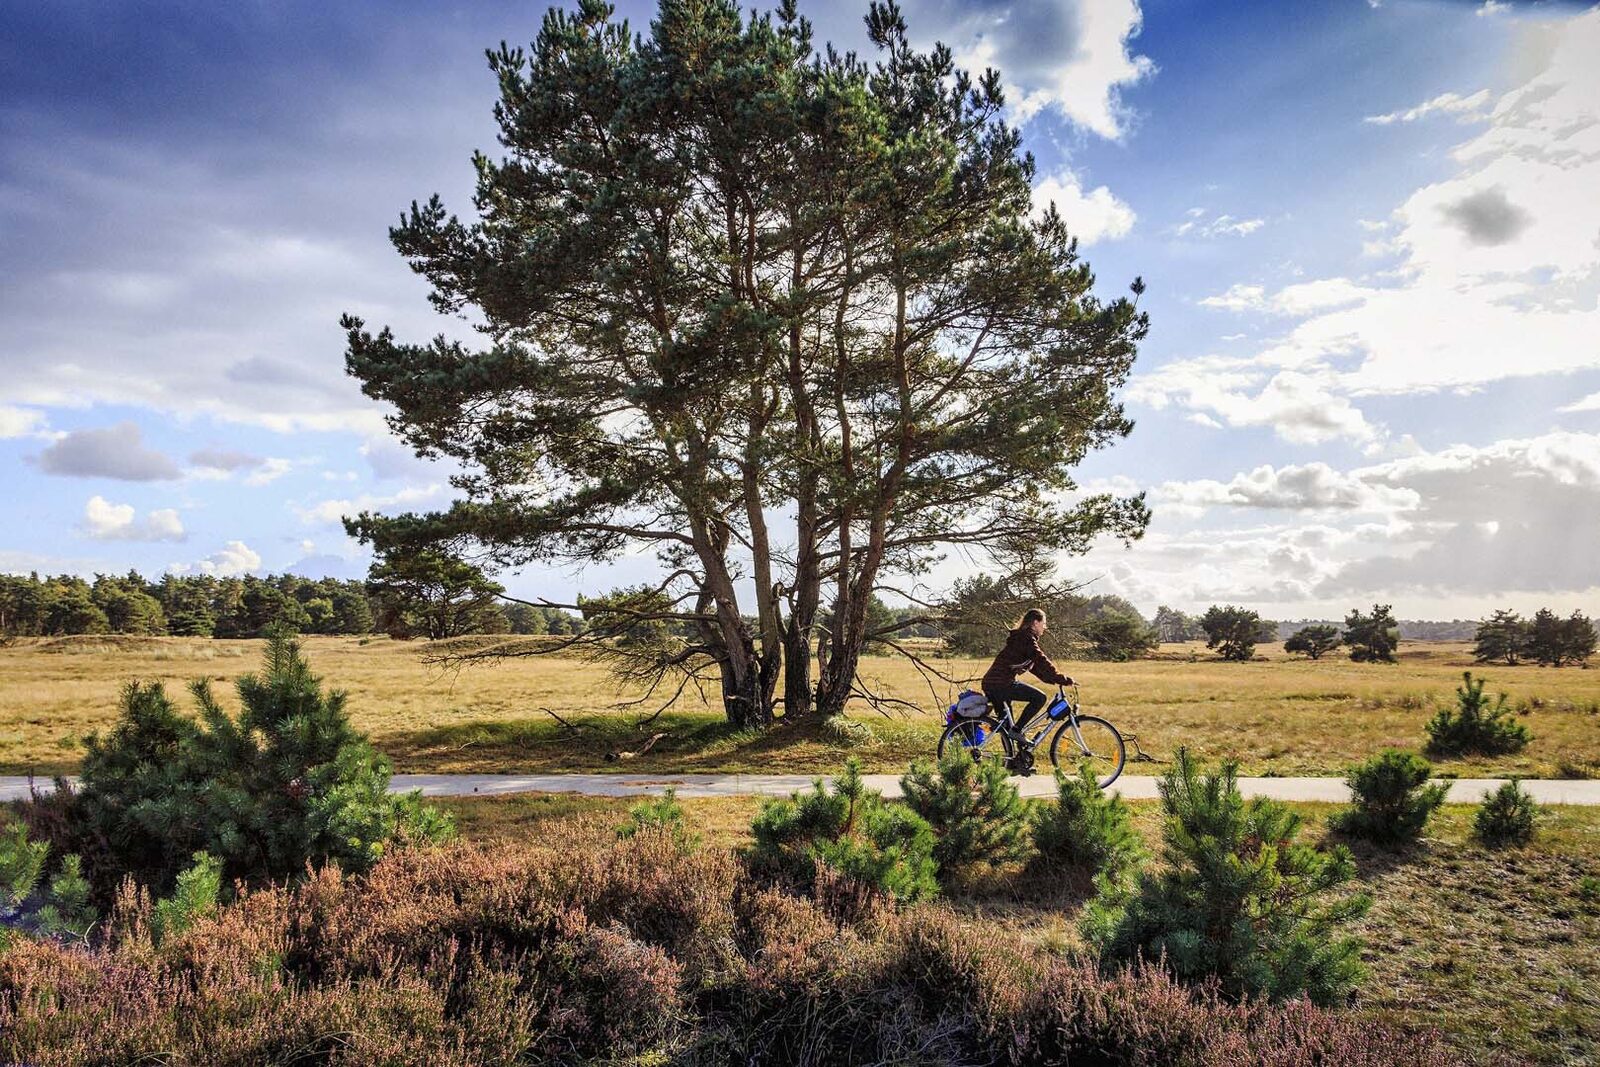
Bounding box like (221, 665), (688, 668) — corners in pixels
(981, 628), (1071, 690)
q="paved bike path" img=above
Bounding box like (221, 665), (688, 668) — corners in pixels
(7, 774), (1598, 805)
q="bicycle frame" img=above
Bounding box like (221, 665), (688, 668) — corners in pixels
(995, 686), (1081, 753)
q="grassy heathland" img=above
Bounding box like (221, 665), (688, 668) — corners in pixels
(439, 790), (1600, 1067)
(3, 633), (1599, 777)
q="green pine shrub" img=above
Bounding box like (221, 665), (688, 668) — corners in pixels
(616, 787), (699, 850)
(69, 631), (454, 897)
(1031, 762), (1144, 883)
(748, 758), (939, 905)
(900, 751), (1032, 879)
(35, 854), (97, 940)
(1425, 672), (1531, 757)
(151, 851), (222, 944)
(1473, 780), (1538, 849)
(0, 818), (48, 910)
(1332, 749), (1449, 847)
(1086, 748), (1371, 1006)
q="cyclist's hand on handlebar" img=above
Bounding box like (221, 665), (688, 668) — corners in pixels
(1060, 675), (1075, 688)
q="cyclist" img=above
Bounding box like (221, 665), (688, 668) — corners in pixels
(981, 608), (1074, 733)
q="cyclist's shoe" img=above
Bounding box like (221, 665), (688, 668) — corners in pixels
(1004, 750), (1036, 776)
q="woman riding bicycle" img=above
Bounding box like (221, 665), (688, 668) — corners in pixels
(982, 608), (1074, 732)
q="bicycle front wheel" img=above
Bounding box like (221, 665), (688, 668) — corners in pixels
(1047, 715), (1126, 788)
(936, 715), (1007, 767)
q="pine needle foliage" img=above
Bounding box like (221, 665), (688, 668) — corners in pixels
(35, 855), (97, 940)
(1331, 749), (1448, 847)
(1086, 748), (1371, 1006)
(1032, 762), (1144, 882)
(1424, 672), (1531, 757)
(0, 819), (47, 910)
(1474, 780), (1538, 849)
(74, 630), (454, 896)
(617, 787), (699, 851)
(151, 852), (221, 945)
(901, 752), (1032, 879)
(748, 758), (939, 904)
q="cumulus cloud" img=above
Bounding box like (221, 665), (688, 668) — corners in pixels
(0, 405), (48, 439)
(1560, 391), (1600, 414)
(1128, 361), (1378, 445)
(1155, 463), (1420, 513)
(1364, 88), (1491, 125)
(170, 540), (262, 577)
(904, 0), (1154, 138)
(80, 495), (186, 542)
(243, 457), (294, 487)
(1032, 170), (1136, 244)
(31, 422), (181, 481)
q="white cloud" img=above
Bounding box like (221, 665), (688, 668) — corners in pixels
(1561, 391), (1600, 414)
(1364, 89), (1492, 126)
(1129, 360), (1379, 445)
(81, 495), (186, 542)
(1198, 284), (1266, 312)
(0, 406), (48, 439)
(1032, 170), (1136, 244)
(1173, 211), (1265, 239)
(170, 540), (262, 577)
(912, 0), (1154, 138)
(293, 484), (447, 526)
(1155, 463), (1420, 513)
(243, 457), (293, 487)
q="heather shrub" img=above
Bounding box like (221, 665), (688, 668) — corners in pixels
(68, 631), (454, 897)
(900, 751), (1032, 879)
(748, 758), (939, 905)
(0, 830), (1449, 1066)
(1032, 762), (1144, 883)
(1331, 749), (1448, 847)
(1424, 672), (1531, 757)
(1087, 748), (1371, 1006)
(1473, 780), (1538, 849)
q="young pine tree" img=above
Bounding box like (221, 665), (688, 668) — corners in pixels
(1331, 750), (1448, 847)
(1032, 762), (1144, 883)
(749, 758), (939, 904)
(1424, 672), (1531, 757)
(901, 752), (1032, 880)
(1086, 748), (1371, 1006)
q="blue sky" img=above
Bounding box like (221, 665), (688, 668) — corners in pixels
(3, 0), (1598, 618)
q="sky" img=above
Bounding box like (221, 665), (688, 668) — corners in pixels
(2, 0), (1598, 620)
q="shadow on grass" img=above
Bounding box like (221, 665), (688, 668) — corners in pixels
(374, 710), (943, 774)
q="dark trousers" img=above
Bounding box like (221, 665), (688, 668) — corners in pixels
(984, 681), (1047, 732)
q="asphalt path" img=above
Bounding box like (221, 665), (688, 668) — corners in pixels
(6, 773), (1599, 805)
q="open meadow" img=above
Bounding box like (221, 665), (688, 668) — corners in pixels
(3, 633), (1598, 779)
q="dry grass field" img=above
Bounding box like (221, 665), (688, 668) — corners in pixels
(439, 790), (1600, 1066)
(2, 633), (1599, 778)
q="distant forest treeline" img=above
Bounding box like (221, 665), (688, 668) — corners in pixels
(0, 570), (582, 640)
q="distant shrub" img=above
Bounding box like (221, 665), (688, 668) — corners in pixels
(1332, 750), (1448, 847)
(900, 752), (1031, 879)
(66, 631), (454, 898)
(748, 758), (939, 905)
(1031, 763), (1143, 883)
(1086, 748), (1371, 1006)
(1425, 672), (1531, 757)
(1473, 780), (1538, 849)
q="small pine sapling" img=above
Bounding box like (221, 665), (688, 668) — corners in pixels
(1087, 748), (1371, 1006)
(36, 855), (97, 940)
(901, 751), (1032, 880)
(1332, 750), (1448, 847)
(151, 851), (222, 945)
(1425, 672), (1531, 757)
(1032, 762), (1144, 884)
(617, 787), (699, 850)
(1473, 780), (1538, 849)
(0, 818), (48, 912)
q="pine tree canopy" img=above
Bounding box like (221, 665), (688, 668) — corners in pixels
(342, 0), (1149, 726)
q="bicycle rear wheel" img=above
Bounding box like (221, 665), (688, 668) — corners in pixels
(1047, 715), (1126, 788)
(936, 715), (1007, 767)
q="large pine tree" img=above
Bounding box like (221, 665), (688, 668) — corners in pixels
(343, 0), (1148, 725)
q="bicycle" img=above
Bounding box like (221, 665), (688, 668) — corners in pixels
(936, 685), (1126, 788)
